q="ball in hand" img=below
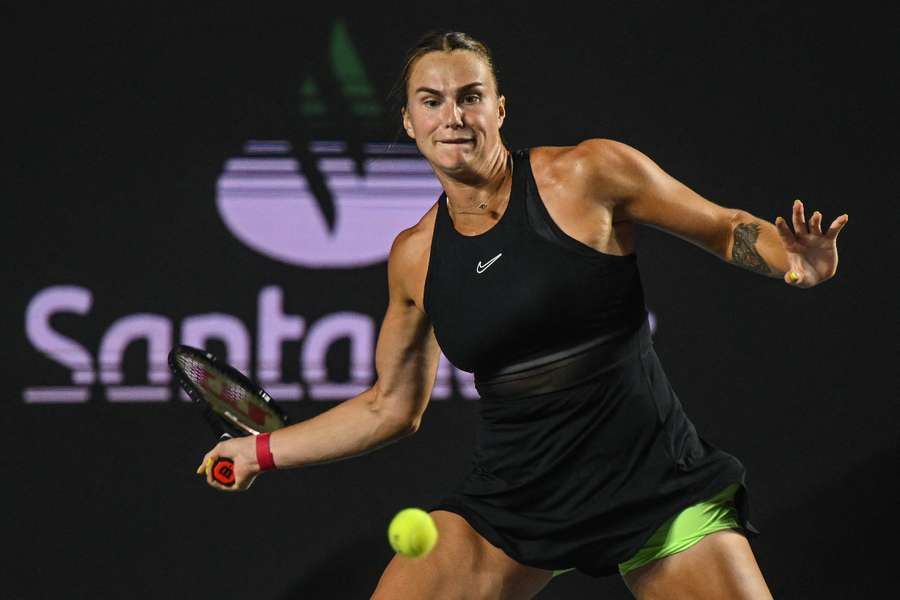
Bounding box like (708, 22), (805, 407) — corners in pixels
(387, 508), (438, 557)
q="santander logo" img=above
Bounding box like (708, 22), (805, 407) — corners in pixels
(218, 140), (441, 267)
(23, 139), (481, 404)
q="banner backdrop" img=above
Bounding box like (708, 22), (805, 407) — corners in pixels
(8, 3), (895, 598)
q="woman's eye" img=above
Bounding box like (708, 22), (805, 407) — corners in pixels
(424, 99), (439, 108)
(464, 95), (481, 104)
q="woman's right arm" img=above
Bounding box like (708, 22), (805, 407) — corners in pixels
(262, 227), (440, 469)
(200, 227), (439, 489)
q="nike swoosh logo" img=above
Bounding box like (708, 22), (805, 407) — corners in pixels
(476, 253), (503, 274)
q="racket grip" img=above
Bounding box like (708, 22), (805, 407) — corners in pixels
(211, 457), (236, 486)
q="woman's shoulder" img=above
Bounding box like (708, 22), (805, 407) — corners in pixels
(394, 198), (443, 266)
(386, 200), (439, 309)
(529, 138), (636, 169)
(528, 138), (644, 191)
(396, 200), (439, 256)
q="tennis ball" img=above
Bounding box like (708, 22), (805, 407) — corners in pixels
(388, 508), (438, 557)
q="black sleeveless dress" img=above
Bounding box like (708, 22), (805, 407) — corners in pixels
(423, 148), (759, 577)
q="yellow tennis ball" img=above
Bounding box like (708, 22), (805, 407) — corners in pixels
(388, 508), (438, 557)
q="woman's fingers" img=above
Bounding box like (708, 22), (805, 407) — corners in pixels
(825, 213), (849, 241)
(197, 437), (261, 492)
(208, 475), (239, 492)
(196, 441), (249, 492)
(774, 199), (846, 288)
(809, 211), (823, 235)
(200, 454), (235, 491)
(196, 454), (210, 478)
(775, 209), (803, 286)
(199, 444), (224, 486)
(783, 269), (802, 286)
(792, 198), (808, 235)
(205, 455), (215, 485)
(780, 200), (848, 242)
(774, 216), (796, 246)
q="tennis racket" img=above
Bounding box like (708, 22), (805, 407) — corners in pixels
(168, 345), (288, 487)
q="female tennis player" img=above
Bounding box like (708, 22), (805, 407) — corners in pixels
(198, 31), (848, 599)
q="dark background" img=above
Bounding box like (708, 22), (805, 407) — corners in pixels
(8, 2), (897, 598)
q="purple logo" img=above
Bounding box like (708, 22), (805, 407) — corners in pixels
(217, 140), (441, 267)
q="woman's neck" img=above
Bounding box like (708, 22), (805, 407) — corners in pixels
(437, 147), (512, 216)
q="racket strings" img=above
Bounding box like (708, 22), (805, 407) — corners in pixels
(174, 351), (283, 433)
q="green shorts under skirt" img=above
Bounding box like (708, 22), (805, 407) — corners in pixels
(552, 482), (743, 578)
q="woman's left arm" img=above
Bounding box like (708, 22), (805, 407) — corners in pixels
(580, 139), (849, 288)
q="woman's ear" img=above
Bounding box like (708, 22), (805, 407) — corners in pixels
(497, 95), (506, 129)
(401, 107), (415, 139)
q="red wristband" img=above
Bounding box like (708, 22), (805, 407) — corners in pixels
(256, 432), (276, 471)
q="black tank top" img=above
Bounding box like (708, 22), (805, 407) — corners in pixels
(423, 148), (648, 376)
(424, 149), (758, 576)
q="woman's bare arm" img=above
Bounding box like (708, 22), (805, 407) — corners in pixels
(575, 138), (791, 277)
(200, 228), (441, 488)
(577, 138), (848, 287)
(267, 228), (440, 469)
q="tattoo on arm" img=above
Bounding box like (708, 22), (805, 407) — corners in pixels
(730, 223), (773, 275)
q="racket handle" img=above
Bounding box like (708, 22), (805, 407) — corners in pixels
(213, 433), (235, 486)
(212, 457), (236, 486)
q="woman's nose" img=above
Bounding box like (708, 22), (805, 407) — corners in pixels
(444, 103), (464, 128)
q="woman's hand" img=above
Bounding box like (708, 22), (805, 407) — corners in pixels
(774, 199), (848, 288)
(196, 435), (260, 492)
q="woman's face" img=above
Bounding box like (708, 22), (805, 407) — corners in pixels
(402, 50), (506, 177)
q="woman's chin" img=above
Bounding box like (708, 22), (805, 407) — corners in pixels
(437, 148), (475, 170)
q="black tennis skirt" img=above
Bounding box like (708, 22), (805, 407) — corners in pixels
(429, 319), (760, 578)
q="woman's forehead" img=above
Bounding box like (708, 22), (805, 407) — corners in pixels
(409, 51), (493, 93)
